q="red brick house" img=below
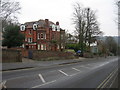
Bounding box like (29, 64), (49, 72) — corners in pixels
(20, 19), (65, 51)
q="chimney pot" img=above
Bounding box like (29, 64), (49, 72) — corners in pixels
(56, 22), (59, 25)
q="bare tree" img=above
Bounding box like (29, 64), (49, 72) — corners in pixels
(0, 0), (21, 28)
(85, 8), (103, 50)
(72, 3), (103, 55)
(73, 3), (86, 56)
(105, 37), (118, 56)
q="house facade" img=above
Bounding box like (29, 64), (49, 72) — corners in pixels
(20, 19), (65, 51)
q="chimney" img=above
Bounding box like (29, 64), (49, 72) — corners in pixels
(45, 19), (49, 22)
(56, 22), (59, 25)
(45, 19), (49, 27)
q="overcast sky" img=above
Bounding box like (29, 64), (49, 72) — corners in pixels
(17, 0), (118, 36)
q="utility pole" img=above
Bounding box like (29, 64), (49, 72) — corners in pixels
(118, 1), (120, 36)
(118, 1), (120, 56)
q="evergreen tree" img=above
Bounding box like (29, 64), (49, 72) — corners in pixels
(2, 24), (25, 48)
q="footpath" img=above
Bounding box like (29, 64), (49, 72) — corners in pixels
(1, 56), (115, 71)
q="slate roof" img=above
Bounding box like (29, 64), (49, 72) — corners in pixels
(24, 19), (55, 28)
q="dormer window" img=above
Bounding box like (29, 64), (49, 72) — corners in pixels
(52, 24), (56, 31)
(56, 25), (60, 31)
(20, 24), (25, 31)
(55, 26), (57, 31)
(33, 24), (38, 30)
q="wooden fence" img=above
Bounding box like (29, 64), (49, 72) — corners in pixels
(2, 49), (22, 63)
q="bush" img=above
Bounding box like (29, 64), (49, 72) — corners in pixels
(66, 43), (86, 52)
(83, 52), (93, 58)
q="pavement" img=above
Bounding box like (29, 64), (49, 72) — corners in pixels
(1, 57), (86, 71)
(1, 56), (116, 71)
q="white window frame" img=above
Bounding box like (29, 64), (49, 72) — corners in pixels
(38, 33), (40, 39)
(29, 46), (31, 48)
(20, 25), (25, 31)
(52, 24), (56, 31)
(28, 38), (32, 43)
(57, 25), (60, 31)
(38, 44), (40, 50)
(41, 44), (44, 50)
(22, 44), (24, 48)
(41, 33), (44, 39)
(61, 44), (64, 49)
(33, 24), (38, 30)
(44, 33), (46, 39)
(57, 44), (59, 49)
(25, 38), (27, 41)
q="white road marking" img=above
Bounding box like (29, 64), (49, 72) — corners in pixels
(0, 81), (7, 89)
(70, 73), (77, 76)
(87, 64), (94, 67)
(31, 80), (56, 88)
(58, 70), (69, 76)
(79, 66), (90, 69)
(72, 68), (80, 72)
(109, 73), (118, 88)
(86, 64), (95, 68)
(38, 74), (46, 83)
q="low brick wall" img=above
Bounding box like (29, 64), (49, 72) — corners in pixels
(32, 50), (75, 61)
(22, 49), (28, 58)
(2, 49), (22, 63)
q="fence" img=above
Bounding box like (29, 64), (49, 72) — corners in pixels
(2, 49), (22, 63)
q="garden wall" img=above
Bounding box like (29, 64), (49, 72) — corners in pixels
(32, 50), (75, 61)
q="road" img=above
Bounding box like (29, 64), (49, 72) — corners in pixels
(1, 56), (119, 89)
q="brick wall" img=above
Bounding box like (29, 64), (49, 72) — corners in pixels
(2, 49), (22, 63)
(21, 49), (28, 58)
(32, 50), (75, 60)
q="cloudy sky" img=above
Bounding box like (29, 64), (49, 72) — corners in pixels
(17, 0), (118, 36)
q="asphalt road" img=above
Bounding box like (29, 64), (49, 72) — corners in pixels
(1, 56), (119, 89)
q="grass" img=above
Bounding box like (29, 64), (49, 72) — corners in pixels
(64, 49), (75, 53)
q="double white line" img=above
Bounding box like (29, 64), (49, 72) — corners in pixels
(96, 68), (118, 89)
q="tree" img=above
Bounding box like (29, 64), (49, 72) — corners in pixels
(105, 37), (118, 56)
(72, 3), (102, 56)
(0, 0), (21, 28)
(84, 8), (102, 49)
(97, 40), (107, 56)
(2, 24), (25, 48)
(73, 3), (86, 56)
